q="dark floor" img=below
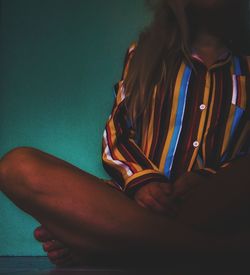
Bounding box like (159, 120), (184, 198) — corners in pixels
(0, 257), (126, 275)
(0, 256), (249, 275)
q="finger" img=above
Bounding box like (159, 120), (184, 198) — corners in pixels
(139, 195), (175, 215)
(135, 199), (148, 209)
(147, 183), (180, 215)
(34, 225), (55, 242)
(151, 195), (180, 217)
(42, 240), (67, 252)
(148, 182), (172, 199)
(148, 184), (172, 207)
(173, 180), (188, 195)
(137, 194), (161, 210)
(158, 182), (173, 195)
(172, 185), (196, 201)
(173, 172), (201, 197)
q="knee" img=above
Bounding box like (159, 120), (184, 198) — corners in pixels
(0, 146), (42, 190)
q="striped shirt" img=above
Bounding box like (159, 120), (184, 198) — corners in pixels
(102, 42), (250, 198)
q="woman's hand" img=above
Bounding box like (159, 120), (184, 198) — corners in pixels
(134, 171), (207, 217)
(134, 182), (179, 217)
(172, 170), (208, 200)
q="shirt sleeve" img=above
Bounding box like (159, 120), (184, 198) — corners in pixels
(101, 42), (170, 198)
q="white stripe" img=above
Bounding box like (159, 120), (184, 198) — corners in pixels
(120, 82), (125, 101)
(103, 129), (133, 177)
(232, 74), (237, 105)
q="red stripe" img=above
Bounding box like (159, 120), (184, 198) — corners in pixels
(237, 76), (242, 106)
(106, 122), (137, 173)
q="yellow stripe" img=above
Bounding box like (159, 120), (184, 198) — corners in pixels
(116, 81), (124, 103)
(128, 137), (159, 169)
(238, 76), (247, 109)
(125, 168), (164, 187)
(201, 73), (216, 166)
(105, 108), (159, 182)
(141, 107), (148, 153)
(107, 123), (138, 177)
(102, 149), (130, 181)
(159, 62), (186, 171)
(188, 72), (211, 171)
(104, 44), (150, 179)
(122, 42), (137, 80)
(145, 85), (157, 157)
(230, 56), (249, 158)
(220, 104), (235, 157)
(219, 62), (237, 157)
(106, 83), (144, 176)
(110, 80), (159, 172)
(220, 75), (247, 157)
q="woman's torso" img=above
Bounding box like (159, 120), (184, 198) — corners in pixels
(127, 44), (250, 182)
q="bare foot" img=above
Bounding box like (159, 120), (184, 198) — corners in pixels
(33, 225), (79, 267)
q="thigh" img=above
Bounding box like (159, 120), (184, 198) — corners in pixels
(2, 147), (249, 266)
(2, 147), (199, 265)
(0, 147), (142, 244)
(173, 165), (250, 235)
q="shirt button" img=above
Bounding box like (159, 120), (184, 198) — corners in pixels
(200, 104), (206, 110)
(193, 141), (199, 147)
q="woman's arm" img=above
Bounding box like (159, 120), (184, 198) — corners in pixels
(102, 43), (171, 198)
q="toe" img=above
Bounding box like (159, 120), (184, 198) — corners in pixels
(47, 248), (70, 260)
(34, 225), (54, 242)
(42, 240), (66, 252)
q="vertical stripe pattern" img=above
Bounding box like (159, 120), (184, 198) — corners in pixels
(101, 42), (250, 197)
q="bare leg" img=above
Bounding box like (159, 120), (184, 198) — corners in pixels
(173, 155), (250, 236)
(0, 147), (249, 268)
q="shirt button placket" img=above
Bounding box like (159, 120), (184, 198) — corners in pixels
(187, 71), (212, 171)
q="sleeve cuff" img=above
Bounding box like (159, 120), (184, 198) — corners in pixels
(124, 169), (170, 198)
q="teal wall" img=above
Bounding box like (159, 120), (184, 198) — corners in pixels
(0, 0), (151, 256)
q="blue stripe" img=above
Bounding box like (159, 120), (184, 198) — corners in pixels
(221, 106), (244, 163)
(197, 151), (204, 167)
(233, 57), (241, 75)
(230, 106), (244, 139)
(221, 151), (228, 163)
(164, 65), (192, 178)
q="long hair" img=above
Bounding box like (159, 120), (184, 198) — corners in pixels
(123, 0), (250, 131)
